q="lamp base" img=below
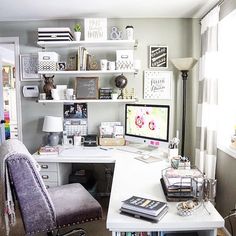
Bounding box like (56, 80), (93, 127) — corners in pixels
(48, 132), (60, 146)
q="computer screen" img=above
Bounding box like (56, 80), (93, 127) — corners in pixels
(125, 104), (170, 147)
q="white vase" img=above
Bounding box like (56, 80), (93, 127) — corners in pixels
(74, 32), (81, 41)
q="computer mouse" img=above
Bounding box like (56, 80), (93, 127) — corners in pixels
(142, 154), (150, 160)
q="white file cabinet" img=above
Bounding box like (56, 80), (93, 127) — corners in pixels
(38, 162), (72, 188)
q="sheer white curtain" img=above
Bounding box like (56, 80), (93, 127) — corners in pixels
(195, 6), (220, 179)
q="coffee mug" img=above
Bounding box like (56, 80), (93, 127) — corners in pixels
(108, 61), (116, 70)
(39, 93), (46, 100)
(100, 59), (108, 71)
(111, 93), (118, 100)
(66, 88), (74, 100)
(74, 136), (85, 146)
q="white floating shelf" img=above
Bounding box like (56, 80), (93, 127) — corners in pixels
(37, 40), (137, 49)
(38, 70), (135, 76)
(37, 99), (136, 104)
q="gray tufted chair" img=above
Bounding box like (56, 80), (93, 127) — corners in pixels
(2, 140), (102, 235)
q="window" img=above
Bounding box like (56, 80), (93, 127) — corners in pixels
(218, 9), (236, 156)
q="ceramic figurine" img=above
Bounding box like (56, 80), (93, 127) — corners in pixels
(43, 75), (56, 99)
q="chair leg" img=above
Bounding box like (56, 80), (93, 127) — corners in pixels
(47, 232), (54, 236)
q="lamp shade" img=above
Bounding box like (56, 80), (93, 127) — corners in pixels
(171, 57), (197, 71)
(42, 116), (63, 133)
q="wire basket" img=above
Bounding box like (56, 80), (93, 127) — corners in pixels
(161, 167), (204, 202)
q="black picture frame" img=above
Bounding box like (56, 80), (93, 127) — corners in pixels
(149, 46), (168, 68)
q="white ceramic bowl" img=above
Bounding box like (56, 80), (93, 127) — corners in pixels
(176, 200), (199, 216)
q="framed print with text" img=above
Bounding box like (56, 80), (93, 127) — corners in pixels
(144, 70), (172, 100)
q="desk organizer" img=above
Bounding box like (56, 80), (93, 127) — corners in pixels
(99, 137), (125, 146)
(161, 167), (204, 202)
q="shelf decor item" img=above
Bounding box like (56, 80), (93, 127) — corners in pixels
(75, 77), (99, 99)
(149, 46), (168, 68)
(38, 27), (73, 42)
(38, 52), (60, 72)
(84, 18), (107, 41)
(20, 54), (40, 81)
(114, 74), (128, 99)
(110, 26), (122, 40)
(144, 71), (172, 100)
(74, 23), (81, 41)
(116, 50), (134, 70)
(43, 75), (56, 99)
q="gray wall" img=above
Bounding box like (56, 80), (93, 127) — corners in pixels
(216, 150), (236, 233)
(0, 18), (200, 156)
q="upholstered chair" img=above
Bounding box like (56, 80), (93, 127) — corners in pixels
(1, 139), (102, 235)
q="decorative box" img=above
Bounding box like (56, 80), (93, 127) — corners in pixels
(116, 50), (134, 70)
(38, 27), (73, 42)
(38, 52), (60, 71)
(99, 137), (125, 146)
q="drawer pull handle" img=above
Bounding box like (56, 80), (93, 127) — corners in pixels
(41, 165), (48, 169)
(42, 175), (49, 179)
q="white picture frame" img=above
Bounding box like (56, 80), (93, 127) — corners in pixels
(20, 54), (40, 81)
(84, 18), (107, 41)
(149, 46), (168, 68)
(144, 70), (172, 100)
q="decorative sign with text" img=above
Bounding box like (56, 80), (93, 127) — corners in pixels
(84, 18), (107, 41)
(149, 46), (168, 68)
(144, 71), (172, 99)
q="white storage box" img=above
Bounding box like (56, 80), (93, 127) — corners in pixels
(38, 52), (60, 71)
(116, 50), (134, 70)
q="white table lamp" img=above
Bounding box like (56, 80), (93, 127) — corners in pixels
(43, 116), (63, 146)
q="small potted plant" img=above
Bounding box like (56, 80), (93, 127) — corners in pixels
(74, 23), (81, 41)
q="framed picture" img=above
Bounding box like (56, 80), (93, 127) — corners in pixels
(84, 18), (107, 41)
(20, 54), (40, 81)
(75, 77), (99, 99)
(64, 103), (87, 119)
(57, 62), (66, 71)
(149, 46), (168, 68)
(144, 70), (172, 99)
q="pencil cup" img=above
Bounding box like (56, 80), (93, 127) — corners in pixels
(168, 148), (178, 163)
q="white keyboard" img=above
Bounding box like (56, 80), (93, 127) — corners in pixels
(117, 146), (150, 154)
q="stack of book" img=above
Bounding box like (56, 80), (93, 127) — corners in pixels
(161, 168), (203, 202)
(38, 146), (59, 155)
(99, 88), (112, 99)
(120, 196), (168, 223)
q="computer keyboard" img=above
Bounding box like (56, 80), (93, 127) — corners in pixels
(117, 146), (151, 154)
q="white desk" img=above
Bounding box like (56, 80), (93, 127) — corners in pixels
(33, 147), (224, 236)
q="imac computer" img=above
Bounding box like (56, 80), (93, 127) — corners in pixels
(125, 104), (170, 150)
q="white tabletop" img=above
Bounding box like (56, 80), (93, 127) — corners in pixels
(107, 157), (224, 233)
(33, 146), (224, 233)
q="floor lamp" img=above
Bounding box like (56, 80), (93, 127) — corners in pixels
(171, 57), (197, 157)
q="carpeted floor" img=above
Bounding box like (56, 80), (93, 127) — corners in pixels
(0, 197), (112, 236)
